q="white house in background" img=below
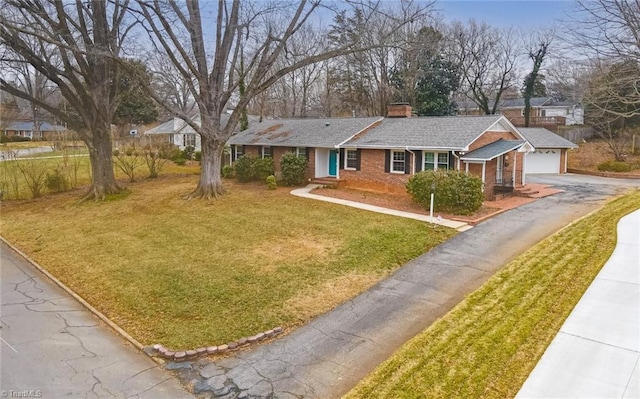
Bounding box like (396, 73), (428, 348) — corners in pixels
(143, 113), (259, 151)
(499, 97), (584, 126)
(143, 116), (201, 150)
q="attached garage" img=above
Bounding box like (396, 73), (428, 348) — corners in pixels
(526, 148), (561, 174)
(518, 128), (578, 175)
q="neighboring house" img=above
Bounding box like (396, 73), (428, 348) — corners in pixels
(143, 116), (201, 150)
(518, 127), (578, 174)
(144, 113), (259, 151)
(457, 97), (584, 127)
(499, 97), (584, 127)
(2, 121), (67, 140)
(228, 104), (569, 200)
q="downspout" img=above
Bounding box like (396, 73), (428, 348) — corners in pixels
(452, 151), (461, 171)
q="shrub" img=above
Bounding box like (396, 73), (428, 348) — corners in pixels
(0, 135), (31, 143)
(46, 168), (70, 192)
(157, 142), (181, 160)
(235, 155), (256, 182)
(180, 146), (195, 161)
(281, 152), (308, 186)
(221, 165), (234, 178)
(173, 157), (187, 166)
(254, 157), (275, 180)
(597, 160), (633, 173)
(194, 151), (202, 162)
(406, 170), (483, 216)
(142, 144), (169, 178)
(266, 175), (277, 190)
(113, 147), (143, 182)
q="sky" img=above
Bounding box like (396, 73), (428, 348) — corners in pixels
(436, 0), (575, 28)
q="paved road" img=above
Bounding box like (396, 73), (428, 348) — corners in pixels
(178, 174), (640, 398)
(0, 243), (193, 399)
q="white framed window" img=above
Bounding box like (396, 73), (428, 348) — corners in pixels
(295, 147), (306, 158)
(424, 151), (449, 171)
(185, 134), (196, 147)
(235, 145), (244, 159)
(262, 146), (272, 158)
(345, 149), (357, 170)
(391, 150), (405, 173)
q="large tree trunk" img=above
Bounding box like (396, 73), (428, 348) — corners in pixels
(83, 125), (121, 200)
(189, 136), (225, 199)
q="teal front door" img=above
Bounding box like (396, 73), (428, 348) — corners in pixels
(329, 150), (337, 176)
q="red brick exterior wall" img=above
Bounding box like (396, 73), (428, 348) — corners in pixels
(340, 149), (411, 194)
(560, 149), (567, 173)
(387, 104), (412, 118)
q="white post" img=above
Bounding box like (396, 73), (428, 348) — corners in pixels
(522, 152), (527, 185)
(430, 192), (434, 223)
(512, 152), (517, 186)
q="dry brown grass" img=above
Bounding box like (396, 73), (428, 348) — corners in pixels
(0, 176), (455, 349)
(569, 139), (640, 174)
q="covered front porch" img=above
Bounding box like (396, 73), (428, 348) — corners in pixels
(460, 139), (533, 200)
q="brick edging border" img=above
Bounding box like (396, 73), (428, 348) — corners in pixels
(567, 168), (640, 179)
(0, 235), (145, 351)
(145, 327), (284, 362)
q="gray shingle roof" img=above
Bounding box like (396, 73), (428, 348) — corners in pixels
(344, 115), (508, 149)
(227, 117), (382, 147)
(460, 139), (526, 161)
(517, 127), (578, 149)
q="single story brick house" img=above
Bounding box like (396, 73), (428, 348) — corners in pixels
(2, 121), (67, 140)
(229, 104), (575, 200)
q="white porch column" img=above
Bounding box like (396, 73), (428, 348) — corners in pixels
(481, 161), (486, 183)
(465, 162), (469, 174)
(522, 152), (527, 185)
(512, 152), (517, 186)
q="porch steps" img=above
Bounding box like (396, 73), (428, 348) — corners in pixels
(513, 187), (540, 198)
(309, 178), (344, 189)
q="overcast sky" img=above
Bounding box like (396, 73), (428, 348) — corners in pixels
(436, 0), (574, 28)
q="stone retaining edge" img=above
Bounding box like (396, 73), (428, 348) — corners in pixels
(145, 326), (284, 362)
(567, 168), (640, 179)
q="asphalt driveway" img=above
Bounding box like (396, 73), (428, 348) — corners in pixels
(177, 174), (640, 398)
(0, 243), (193, 399)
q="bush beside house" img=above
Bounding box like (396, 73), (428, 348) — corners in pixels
(406, 170), (483, 215)
(280, 152), (308, 186)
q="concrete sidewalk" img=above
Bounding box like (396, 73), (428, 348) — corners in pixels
(291, 184), (472, 231)
(0, 242), (193, 398)
(517, 209), (640, 398)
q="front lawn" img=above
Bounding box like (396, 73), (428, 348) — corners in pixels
(0, 177), (455, 349)
(346, 190), (640, 399)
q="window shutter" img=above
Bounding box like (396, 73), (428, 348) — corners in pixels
(356, 149), (362, 171)
(305, 147), (310, 160)
(291, 147), (297, 155)
(339, 148), (345, 170)
(384, 149), (390, 173)
(449, 151), (455, 169)
(257, 146), (262, 158)
(404, 150), (411, 174)
(415, 151), (422, 172)
(231, 145), (236, 162)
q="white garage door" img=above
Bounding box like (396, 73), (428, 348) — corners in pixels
(526, 149), (560, 174)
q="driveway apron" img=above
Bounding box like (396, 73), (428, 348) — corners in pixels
(182, 175), (640, 398)
(0, 243), (193, 399)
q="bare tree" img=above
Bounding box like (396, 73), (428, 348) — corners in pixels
(0, 0), (133, 199)
(522, 30), (553, 126)
(447, 21), (519, 115)
(133, 0), (427, 199)
(584, 60), (640, 160)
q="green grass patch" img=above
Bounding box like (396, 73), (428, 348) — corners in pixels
(346, 190), (640, 399)
(0, 177), (456, 349)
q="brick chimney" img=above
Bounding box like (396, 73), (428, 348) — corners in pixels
(387, 103), (412, 118)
